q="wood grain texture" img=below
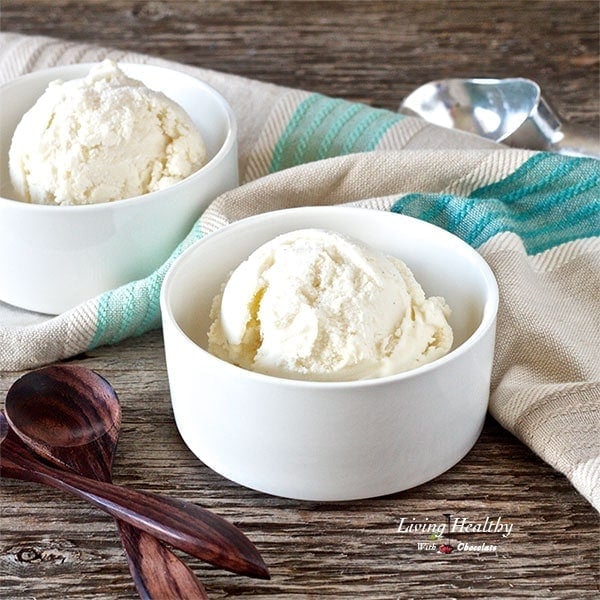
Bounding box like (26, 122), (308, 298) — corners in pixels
(1, 0), (598, 129)
(1, 1), (599, 598)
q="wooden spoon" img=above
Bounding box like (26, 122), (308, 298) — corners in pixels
(1, 379), (268, 582)
(4, 365), (207, 599)
(1, 425), (267, 579)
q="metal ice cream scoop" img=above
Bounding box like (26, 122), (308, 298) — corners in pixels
(399, 77), (599, 158)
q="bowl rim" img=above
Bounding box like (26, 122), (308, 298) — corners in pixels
(0, 62), (238, 212)
(160, 206), (500, 389)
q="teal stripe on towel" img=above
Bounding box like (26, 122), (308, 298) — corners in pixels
(89, 220), (205, 349)
(391, 153), (600, 254)
(270, 93), (401, 172)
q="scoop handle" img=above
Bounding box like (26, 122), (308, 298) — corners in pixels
(1, 437), (268, 580)
(552, 124), (600, 159)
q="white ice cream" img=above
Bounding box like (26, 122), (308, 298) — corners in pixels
(9, 60), (207, 205)
(208, 229), (453, 381)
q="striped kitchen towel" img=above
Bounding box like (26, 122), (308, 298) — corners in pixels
(1, 34), (599, 511)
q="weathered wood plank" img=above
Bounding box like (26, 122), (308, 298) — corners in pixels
(2, 331), (598, 598)
(1, 1), (598, 126)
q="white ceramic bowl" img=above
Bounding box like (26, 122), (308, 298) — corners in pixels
(161, 207), (498, 501)
(0, 63), (238, 314)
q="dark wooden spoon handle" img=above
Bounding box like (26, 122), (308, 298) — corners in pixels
(119, 524), (208, 599)
(1, 439), (268, 580)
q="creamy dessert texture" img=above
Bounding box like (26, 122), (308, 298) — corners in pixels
(9, 60), (207, 205)
(208, 229), (453, 381)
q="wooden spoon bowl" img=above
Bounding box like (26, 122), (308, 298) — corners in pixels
(5, 365), (119, 447)
(5, 365), (120, 481)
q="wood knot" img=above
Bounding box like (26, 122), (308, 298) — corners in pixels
(1, 540), (92, 575)
(10, 544), (67, 565)
(16, 546), (43, 563)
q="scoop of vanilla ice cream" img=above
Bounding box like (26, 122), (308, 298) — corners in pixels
(208, 229), (453, 381)
(8, 60), (207, 205)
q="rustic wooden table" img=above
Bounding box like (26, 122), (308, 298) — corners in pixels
(1, 2), (598, 599)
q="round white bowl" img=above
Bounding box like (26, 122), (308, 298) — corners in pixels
(160, 207), (499, 501)
(0, 63), (238, 314)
